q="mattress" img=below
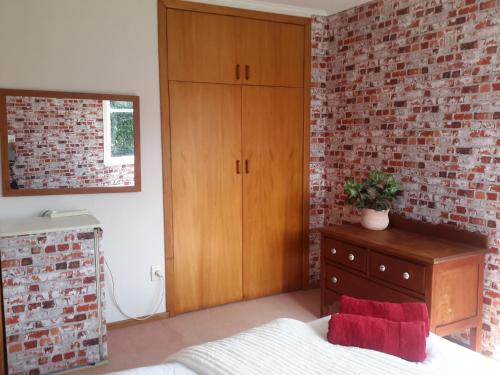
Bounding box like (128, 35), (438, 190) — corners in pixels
(111, 316), (499, 374)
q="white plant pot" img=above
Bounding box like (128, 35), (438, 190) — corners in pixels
(361, 208), (390, 230)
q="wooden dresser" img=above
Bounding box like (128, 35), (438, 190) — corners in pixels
(320, 215), (487, 351)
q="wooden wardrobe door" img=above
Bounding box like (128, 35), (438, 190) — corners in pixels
(167, 9), (238, 84)
(170, 82), (243, 314)
(238, 19), (304, 87)
(242, 86), (303, 299)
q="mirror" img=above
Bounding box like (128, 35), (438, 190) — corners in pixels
(0, 89), (140, 196)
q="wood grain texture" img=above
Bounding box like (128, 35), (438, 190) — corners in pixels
(320, 223), (487, 264)
(242, 86), (303, 299)
(167, 9), (239, 84)
(158, 0), (174, 316)
(433, 260), (479, 326)
(170, 82), (243, 314)
(161, 0), (309, 26)
(369, 251), (426, 294)
(324, 238), (368, 274)
(430, 255), (484, 351)
(389, 213), (488, 248)
(321, 220), (487, 351)
(237, 19), (304, 88)
(0, 89), (141, 197)
(159, 2), (311, 313)
(324, 263), (419, 308)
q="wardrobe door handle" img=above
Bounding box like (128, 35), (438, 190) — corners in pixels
(236, 160), (241, 174)
(245, 65), (250, 80)
(245, 160), (249, 174)
(236, 64), (240, 80)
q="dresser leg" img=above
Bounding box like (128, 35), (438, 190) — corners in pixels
(469, 326), (482, 352)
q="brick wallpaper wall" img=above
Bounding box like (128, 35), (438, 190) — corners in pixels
(309, 15), (331, 284)
(310, 0), (499, 358)
(1, 228), (107, 374)
(7, 96), (135, 190)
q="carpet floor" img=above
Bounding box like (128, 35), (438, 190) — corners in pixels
(75, 288), (320, 374)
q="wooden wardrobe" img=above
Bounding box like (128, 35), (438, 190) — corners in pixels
(158, 0), (311, 315)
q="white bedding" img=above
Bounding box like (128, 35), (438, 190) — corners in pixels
(112, 317), (499, 375)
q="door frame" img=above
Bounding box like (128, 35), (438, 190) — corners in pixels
(158, 0), (312, 316)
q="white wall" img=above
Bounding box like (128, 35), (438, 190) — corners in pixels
(0, 0), (165, 323)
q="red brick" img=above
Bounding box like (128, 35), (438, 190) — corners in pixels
(9, 343), (23, 353)
(57, 243), (69, 251)
(45, 245), (56, 253)
(1, 260), (19, 268)
(24, 340), (38, 350)
(310, 1), (499, 356)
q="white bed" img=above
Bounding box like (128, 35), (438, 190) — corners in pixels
(112, 317), (499, 375)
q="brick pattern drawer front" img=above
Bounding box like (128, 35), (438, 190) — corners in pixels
(324, 238), (367, 273)
(369, 252), (426, 294)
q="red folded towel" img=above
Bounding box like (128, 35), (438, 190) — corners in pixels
(328, 313), (427, 362)
(339, 295), (430, 335)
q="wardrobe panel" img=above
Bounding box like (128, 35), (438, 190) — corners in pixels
(170, 82), (243, 314)
(242, 86), (303, 299)
(238, 19), (304, 87)
(167, 9), (239, 84)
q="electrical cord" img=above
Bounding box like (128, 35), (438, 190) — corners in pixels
(105, 260), (165, 321)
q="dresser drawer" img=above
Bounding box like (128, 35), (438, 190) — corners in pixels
(369, 252), (426, 294)
(324, 238), (367, 273)
(325, 263), (368, 295)
(325, 263), (421, 303)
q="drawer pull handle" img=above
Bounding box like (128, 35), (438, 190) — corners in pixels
(331, 248), (337, 255)
(348, 253), (355, 261)
(403, 272), (410, 280)
(379, 264), (386, 272)
(331, 276), (338, 284)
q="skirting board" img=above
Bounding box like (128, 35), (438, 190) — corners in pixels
(108, 312), (170, 330)
(59, 360), (108, 374)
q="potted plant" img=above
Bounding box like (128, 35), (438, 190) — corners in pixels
(344, 171), (401, 230)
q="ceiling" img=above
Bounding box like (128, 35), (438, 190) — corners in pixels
(187, 0), (374, 17)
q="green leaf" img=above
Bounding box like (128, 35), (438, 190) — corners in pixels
(343, 170), (401, 210)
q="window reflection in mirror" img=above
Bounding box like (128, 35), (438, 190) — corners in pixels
(103, 100), (135, 166)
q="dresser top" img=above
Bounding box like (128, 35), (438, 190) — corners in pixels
(0, 214), (101, 237)
(321, 223), (487, 264)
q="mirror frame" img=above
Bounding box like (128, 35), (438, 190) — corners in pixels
(0, 88), (141, 196)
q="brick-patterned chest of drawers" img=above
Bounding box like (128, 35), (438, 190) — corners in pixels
(0, 214), (107, 374)
(320, 216), (487, 352)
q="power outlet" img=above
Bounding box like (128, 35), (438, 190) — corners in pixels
(150, 265), (163, 282)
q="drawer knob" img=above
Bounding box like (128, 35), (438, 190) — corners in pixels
(331, 248), (337, 255)
(331, 276), (338, 284)
(379, 264), (386, 272)
(403, 272), (410, 280)
(348, 253), (355, 261)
